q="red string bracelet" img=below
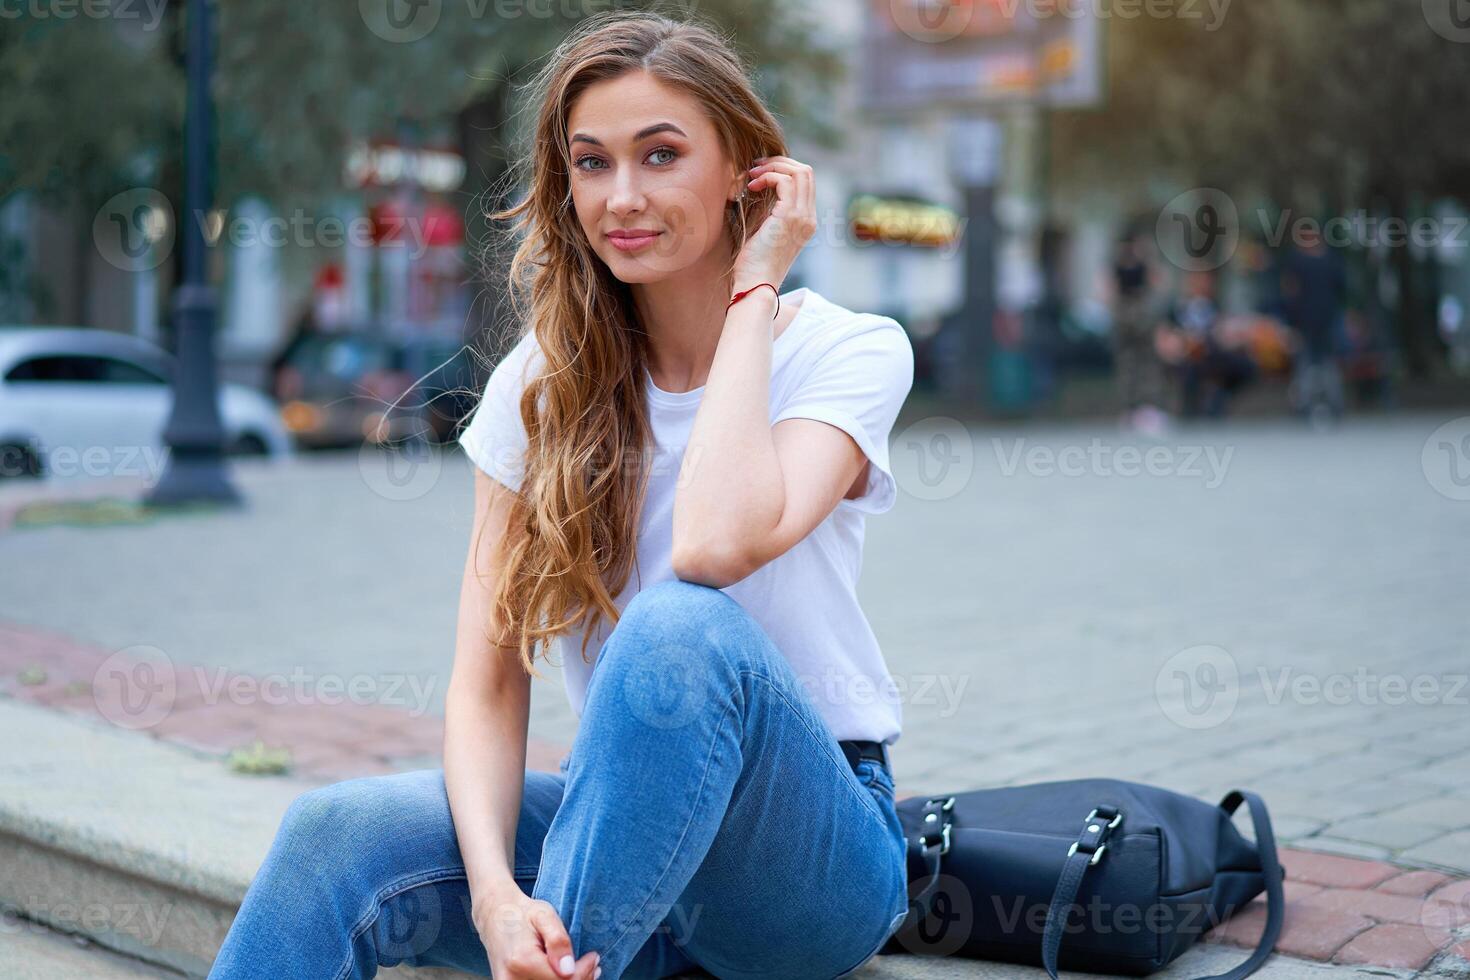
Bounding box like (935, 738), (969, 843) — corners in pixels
(727, 282), (780, 320)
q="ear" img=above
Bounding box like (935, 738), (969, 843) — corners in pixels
(727, 158), (747, 203)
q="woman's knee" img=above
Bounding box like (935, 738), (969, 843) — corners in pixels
(588, 580), (790, 728)
(275, 772), (421, 866)
(602, 580), (768, 677)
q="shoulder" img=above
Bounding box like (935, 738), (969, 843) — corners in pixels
(485, 325), (547, 396)
(794, 289), (913, 361)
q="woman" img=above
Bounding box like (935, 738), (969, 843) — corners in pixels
(209, 11), (915, 980)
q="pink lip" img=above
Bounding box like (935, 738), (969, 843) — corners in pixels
(607, 230), (660, 252)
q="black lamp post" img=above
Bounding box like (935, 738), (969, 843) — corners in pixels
(148, 0), (241, 507)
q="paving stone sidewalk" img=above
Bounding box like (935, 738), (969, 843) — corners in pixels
(5, 628), (1470, 974)
(3, 415), (1468, 974)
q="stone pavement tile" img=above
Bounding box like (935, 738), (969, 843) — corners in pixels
(1379, 870), (1454, 896)
(1320, 817), (1446, 850)
(1429, 878), (1470, 906)
(370, 717), (443, 764)
(1400, 831), (1470, 874)
(1376, 795), (1470, 828)
(1405, 758), (1470, 790)
(297, 755), (403, 784)
(1331, 923), (1453, 971)
(1348, 777), (1457, 815)
(143, 703), (271, 753)
(1279, 851), (1401, 889)
(249, 704), (376, 746)
(1288, 838), (1394, 862)
(0, 909), (179, 979)
(1211, 898), (1372, 961)
(1296, 887), (1430, 925)
(1260, 815), (1330, 840)
(1282, 881), (1326, 905)
(1424, 879), (1470, 930)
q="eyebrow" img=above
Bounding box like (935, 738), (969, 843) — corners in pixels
(569, 122), (688, 148)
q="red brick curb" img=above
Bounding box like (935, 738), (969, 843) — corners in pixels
(0, 620), (567, 782)
(4, 620), (1468, 973)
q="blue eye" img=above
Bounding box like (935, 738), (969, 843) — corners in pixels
(648, 146), (677, 165)
(573, 155), (606, 172)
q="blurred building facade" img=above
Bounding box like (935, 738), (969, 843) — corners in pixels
(787, 0), (1104, 404)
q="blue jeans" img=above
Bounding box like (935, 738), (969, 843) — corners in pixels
(207, 580), (910, 979)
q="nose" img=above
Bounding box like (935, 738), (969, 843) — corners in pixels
(606, 167), (646, 217)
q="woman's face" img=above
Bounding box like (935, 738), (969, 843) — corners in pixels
(565, 70), (743, 282)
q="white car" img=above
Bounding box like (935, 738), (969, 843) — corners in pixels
(0, 327), (292, 481)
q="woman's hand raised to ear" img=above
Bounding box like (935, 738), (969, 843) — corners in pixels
(731, 155), (819, 295)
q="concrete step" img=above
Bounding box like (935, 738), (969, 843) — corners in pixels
(0, 908), (186, 978)
(0, 696), (460, 978)
(0, 698), (1405, 980)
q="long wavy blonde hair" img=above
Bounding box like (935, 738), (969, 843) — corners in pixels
(477, 10), (787, 677)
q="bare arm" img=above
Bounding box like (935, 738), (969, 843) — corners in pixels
(444, 467), (532, 904)
(442, 468), (598, 979)
(670, 287), (867, 587)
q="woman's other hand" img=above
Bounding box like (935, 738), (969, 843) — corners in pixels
(475, 885), (601, 980)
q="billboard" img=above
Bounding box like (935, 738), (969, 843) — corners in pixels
(861, 0), (1103, 112)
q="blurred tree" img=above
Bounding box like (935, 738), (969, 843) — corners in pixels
(1049, 0), (1470, 377)
(0, 0), (842, 320)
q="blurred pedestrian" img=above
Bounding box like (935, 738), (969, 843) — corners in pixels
(1280, 226), (1347, 426)
(1109, 228), (1170, 435)
(1161, 270), (1257, 419)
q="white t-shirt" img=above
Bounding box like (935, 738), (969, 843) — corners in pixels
(457, 286), (914, 745)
